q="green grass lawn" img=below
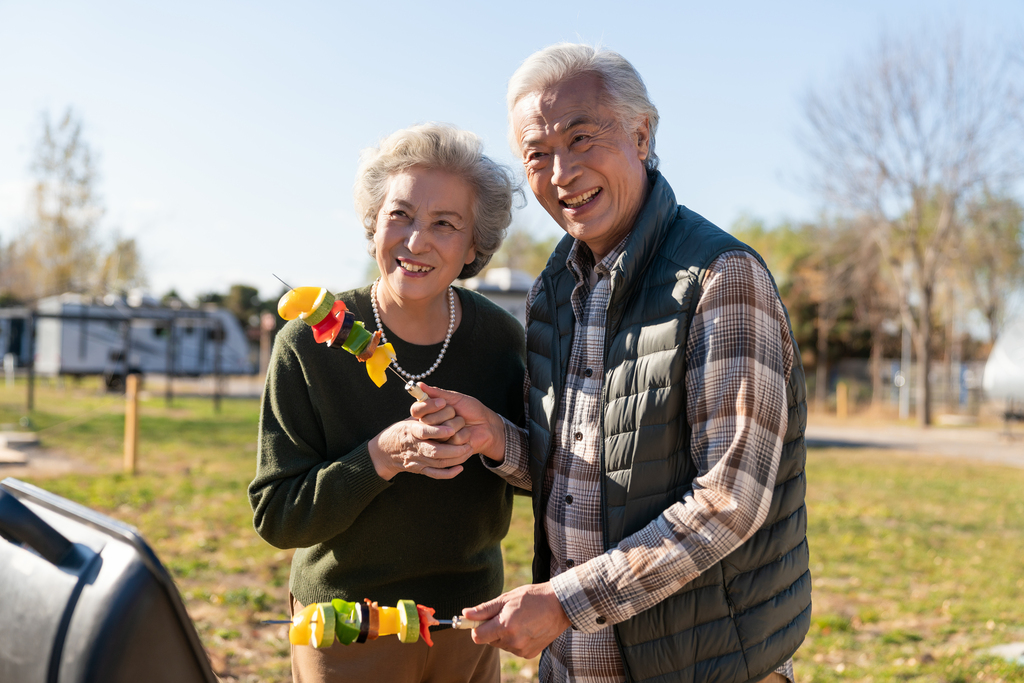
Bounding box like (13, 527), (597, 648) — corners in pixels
(4, 379), (1023, 682)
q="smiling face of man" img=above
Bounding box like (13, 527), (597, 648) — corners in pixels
(512, 73), (650, 261)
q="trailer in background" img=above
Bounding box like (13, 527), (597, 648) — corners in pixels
(0, 293), (255, 408)
(32, 294), (253, 387)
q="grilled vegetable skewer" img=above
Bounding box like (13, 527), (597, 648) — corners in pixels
(277, 285), (427, 401)
(284, 599), (467, 648)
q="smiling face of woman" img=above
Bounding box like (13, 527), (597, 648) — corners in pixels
(373, 166), (477, 313)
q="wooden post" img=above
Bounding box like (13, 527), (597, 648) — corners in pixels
(26, 312), (35, 412)
(836, 381), (849, 420)
(124, 373), (139, 474)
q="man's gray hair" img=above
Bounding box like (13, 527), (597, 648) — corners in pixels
(354, 123), (523, 279)
(506, 43), (660, 171)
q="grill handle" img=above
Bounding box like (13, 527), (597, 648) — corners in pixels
(0, 489), (74, 565)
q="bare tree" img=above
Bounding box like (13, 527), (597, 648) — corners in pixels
(14, 108), (104, 298)
(97, 233), (147, 296)
(800, 25), (1024, 426)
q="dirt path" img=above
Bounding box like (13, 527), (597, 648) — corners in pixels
(0, 446), (93, 480)
(806, 419), (1024, 468)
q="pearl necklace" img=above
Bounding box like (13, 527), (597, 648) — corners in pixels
(371, 278), (455, 381)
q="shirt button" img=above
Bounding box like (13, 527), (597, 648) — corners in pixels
(584, 368), (593, 377)
(566, 559), (575, 568)
(565, 494), (573, 505)
(574, 432), (583, 441)
(596, 616), (607, 625)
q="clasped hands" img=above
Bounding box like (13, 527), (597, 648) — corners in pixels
(368, 383), (503, 481)
(364, 383), (486, 480)
(385, 383), (572, 656)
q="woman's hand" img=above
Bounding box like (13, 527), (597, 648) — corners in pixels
(368, 417), (473, 481)
(410, 384), (506, 462)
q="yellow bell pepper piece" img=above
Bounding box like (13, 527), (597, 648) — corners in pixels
(289, 603), (318, 645)
(278, 287), (326, 321)
(377, 606), (400, 636)
(365, 343), (397, 388)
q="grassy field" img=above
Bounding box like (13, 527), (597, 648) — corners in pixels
(3, 379), (1023, 682)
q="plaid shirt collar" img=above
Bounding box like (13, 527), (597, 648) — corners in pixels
(565, 234), (631, 321)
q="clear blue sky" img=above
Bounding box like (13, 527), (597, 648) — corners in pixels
(1, 1), (1021, 301)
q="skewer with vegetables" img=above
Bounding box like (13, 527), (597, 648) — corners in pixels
(272, 599), (482, 649)
(276, 281), (428, 400)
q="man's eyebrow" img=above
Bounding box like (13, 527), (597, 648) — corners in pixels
(563, 115), (595, 131)
(520, 115), (596, 150)
(520, 134), (544, 151)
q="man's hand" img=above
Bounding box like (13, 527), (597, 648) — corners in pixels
(463, 582), (572, 659)
(410, 384), (506, 461)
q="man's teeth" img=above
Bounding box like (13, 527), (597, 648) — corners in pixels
(563, 189), (600, 208)
(400, 262), (433, 272)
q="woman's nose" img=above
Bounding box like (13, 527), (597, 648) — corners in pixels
(405, 221), (430, 252)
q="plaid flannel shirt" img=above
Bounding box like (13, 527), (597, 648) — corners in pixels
(492, 242), (795, 683)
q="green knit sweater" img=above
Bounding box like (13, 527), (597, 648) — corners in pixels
(249, 285), (526, 617)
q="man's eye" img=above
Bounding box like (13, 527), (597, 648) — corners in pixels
(527, 151), (547, 161)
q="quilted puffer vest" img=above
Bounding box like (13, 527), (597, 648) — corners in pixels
(526, 173), (811, 683)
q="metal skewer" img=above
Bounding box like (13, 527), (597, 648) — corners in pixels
(273, 274), (295, 291)
(435, 616), (482, 629)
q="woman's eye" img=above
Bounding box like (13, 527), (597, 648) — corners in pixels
(389, 210), (408, 219)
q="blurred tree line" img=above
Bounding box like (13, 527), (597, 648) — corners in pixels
(0, 108), (146, 303)
(189, 284), (285, 342)
(757, 23), (1024, 425)
(730, 198), (1024, 420)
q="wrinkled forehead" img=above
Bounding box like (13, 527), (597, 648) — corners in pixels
(511, 74), (612, 148)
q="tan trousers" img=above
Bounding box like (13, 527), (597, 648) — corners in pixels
(290, 594), (500, 683)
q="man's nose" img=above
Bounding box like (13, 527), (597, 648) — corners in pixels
(551, 151), (579, 187)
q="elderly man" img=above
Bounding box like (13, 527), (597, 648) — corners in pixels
(416, 43), (810, 683)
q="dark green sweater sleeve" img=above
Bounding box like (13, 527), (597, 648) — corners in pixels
(249, 322), (392, 549)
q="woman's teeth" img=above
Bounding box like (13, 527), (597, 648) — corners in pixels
(400, 262), (433, 273)
(563, 188), (600, 208)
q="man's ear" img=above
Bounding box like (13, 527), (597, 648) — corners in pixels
(635, 117), (651, 161)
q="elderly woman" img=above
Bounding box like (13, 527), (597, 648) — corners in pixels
(249, 123), (525, 683)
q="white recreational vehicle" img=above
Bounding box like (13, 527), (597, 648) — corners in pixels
(31, 293), (254, 385)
